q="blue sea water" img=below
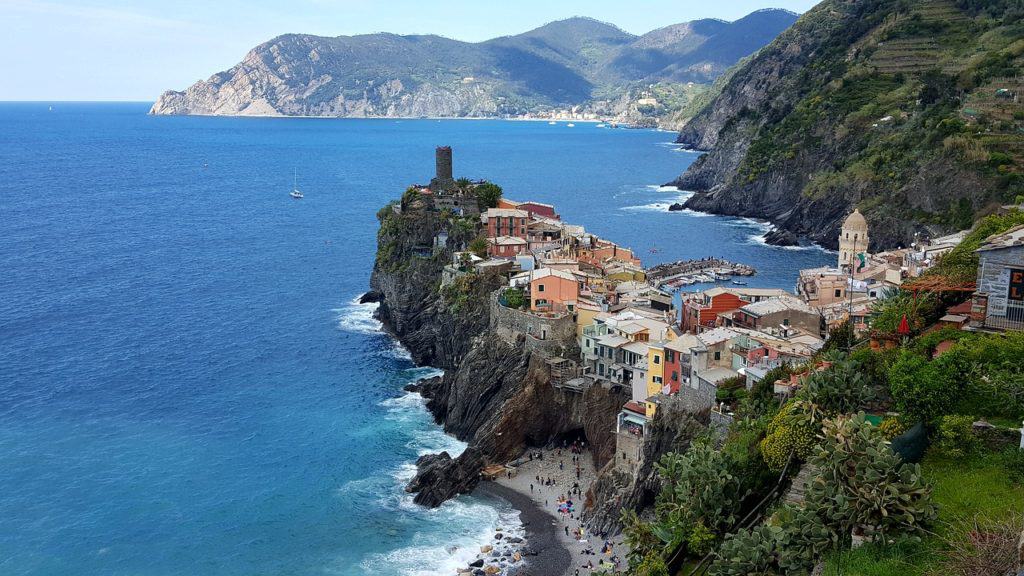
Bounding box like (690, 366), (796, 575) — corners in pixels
(0, 103), (832, 576)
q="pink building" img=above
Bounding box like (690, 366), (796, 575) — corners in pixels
(530, 268), (579, 313)
(484, 208), (529, 239)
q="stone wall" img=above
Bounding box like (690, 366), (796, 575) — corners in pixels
(490, 292), (577, 353)
(615, 430), (643, 474)
(677, 378), (717, 413)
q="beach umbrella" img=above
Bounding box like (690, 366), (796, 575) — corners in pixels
(897, 314), (910, 336)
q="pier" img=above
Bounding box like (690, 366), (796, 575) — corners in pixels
(647, 258), (756, 290)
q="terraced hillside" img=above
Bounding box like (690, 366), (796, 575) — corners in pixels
(674, 0), (1024, 249)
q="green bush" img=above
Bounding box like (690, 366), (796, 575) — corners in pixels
(799, 360), (875, 415)
(808, 413), (937, 542)
(502, 287), (526, 309)
(887, 349), (959, 425)
(879, 416), (910, 440)
(934, 414), (977, 458)
(890, 331), (1024, 422)
(714, 414), (937, 575)
(759, 400), (822, 472)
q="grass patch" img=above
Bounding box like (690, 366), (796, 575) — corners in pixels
(822, 451), (1023, 575)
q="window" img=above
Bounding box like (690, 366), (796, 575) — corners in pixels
(665, 350), (674, 363)
(672, 371), (678, 381)
(714, 351), (721, 361)
(835, 289), (842, 298)
(783, 318), (790, 326)
(653, 355), (660, 365)
(653, 376), (662, 384)
(537, 284), (545, 292)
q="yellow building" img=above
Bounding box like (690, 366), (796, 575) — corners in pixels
(645, 342), (666, 417)
(574, 300), (602, 338)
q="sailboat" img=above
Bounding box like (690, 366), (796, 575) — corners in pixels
(290, 170), (304, 199)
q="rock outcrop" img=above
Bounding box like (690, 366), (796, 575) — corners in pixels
(406, 449), (486, 507)
(586, 398), (709, 534)
(762, 228), (800, 247)
(371, 201), (627, 507)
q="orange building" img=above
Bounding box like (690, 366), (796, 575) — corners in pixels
(530, 268), (579, 313)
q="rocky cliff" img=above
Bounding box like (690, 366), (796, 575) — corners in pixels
(369, 200), (627, 507)
(150, 12), (797, 119)
(672, 0), (1024, 250)
(585, 398), (710, 534)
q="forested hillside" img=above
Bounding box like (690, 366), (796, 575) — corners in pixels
(674, 0), (1024, 249)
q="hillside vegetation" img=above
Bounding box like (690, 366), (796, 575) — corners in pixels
(675, 0), (1024, 250)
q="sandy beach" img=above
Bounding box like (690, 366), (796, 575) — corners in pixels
(482, 446), (627, 576)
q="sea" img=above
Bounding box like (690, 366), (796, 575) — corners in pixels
(0, 103), (833, 576)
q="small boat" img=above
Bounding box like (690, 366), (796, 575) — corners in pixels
(290, 170), (304, 199)
(596, 123), (606, 128)
(567, 123), (576, 127)
(732, 280), (748, 286)
(548, 121), (557, 125)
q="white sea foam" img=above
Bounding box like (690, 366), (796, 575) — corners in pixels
(620, 187), (694, 212)
(381, 389), (468, 457)
(333, 296), (383, 335)
(359, 500), (522, 576)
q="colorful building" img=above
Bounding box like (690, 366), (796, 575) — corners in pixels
(488, 236), (528, 258)
(530, 268), (579, 313)
(483, 208), (529, 239)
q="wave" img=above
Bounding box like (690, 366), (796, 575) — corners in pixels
(381, 390), (467, 457)
(620, 187), (694, 212)
(745, 227), (834, 252)
(333, 296), (383, 335)
(360, 501), (522, 576)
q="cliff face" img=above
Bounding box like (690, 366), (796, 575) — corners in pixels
(150, 13), (797, 119)
(673, 0), (1024, 250)
(370, 202), (627, 507)
(586, 400), (709, 534)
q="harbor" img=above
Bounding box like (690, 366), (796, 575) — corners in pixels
(646, 258), (756, 290)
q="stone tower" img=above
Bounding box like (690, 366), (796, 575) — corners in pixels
(838, 209), (869, 270)
(430, 146), (455, 192)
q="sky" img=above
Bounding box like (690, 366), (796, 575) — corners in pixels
(0, 0), (820, 101)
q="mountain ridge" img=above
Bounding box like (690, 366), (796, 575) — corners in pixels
(150, 10), (798, 120)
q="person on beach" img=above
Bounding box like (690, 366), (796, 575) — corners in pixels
(529, 483), (533, 493)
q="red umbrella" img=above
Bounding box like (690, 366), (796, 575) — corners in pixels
(897, 314), (911, 336)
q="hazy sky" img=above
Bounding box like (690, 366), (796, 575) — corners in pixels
(1, 0), (819, 101)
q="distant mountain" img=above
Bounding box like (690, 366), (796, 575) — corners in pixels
(673, 0), (1024, 249)
(150, 11), (798, 119)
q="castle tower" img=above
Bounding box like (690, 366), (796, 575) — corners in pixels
(838, 209), (869, 270)
(430, 146), (455, 192)
(436, 146), (453, 182)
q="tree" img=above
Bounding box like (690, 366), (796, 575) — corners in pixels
(474, 182), (503, 209)
(502, 287), (526, 309)
(468, 237), (488, 258)
(821, 319), (854, 354)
